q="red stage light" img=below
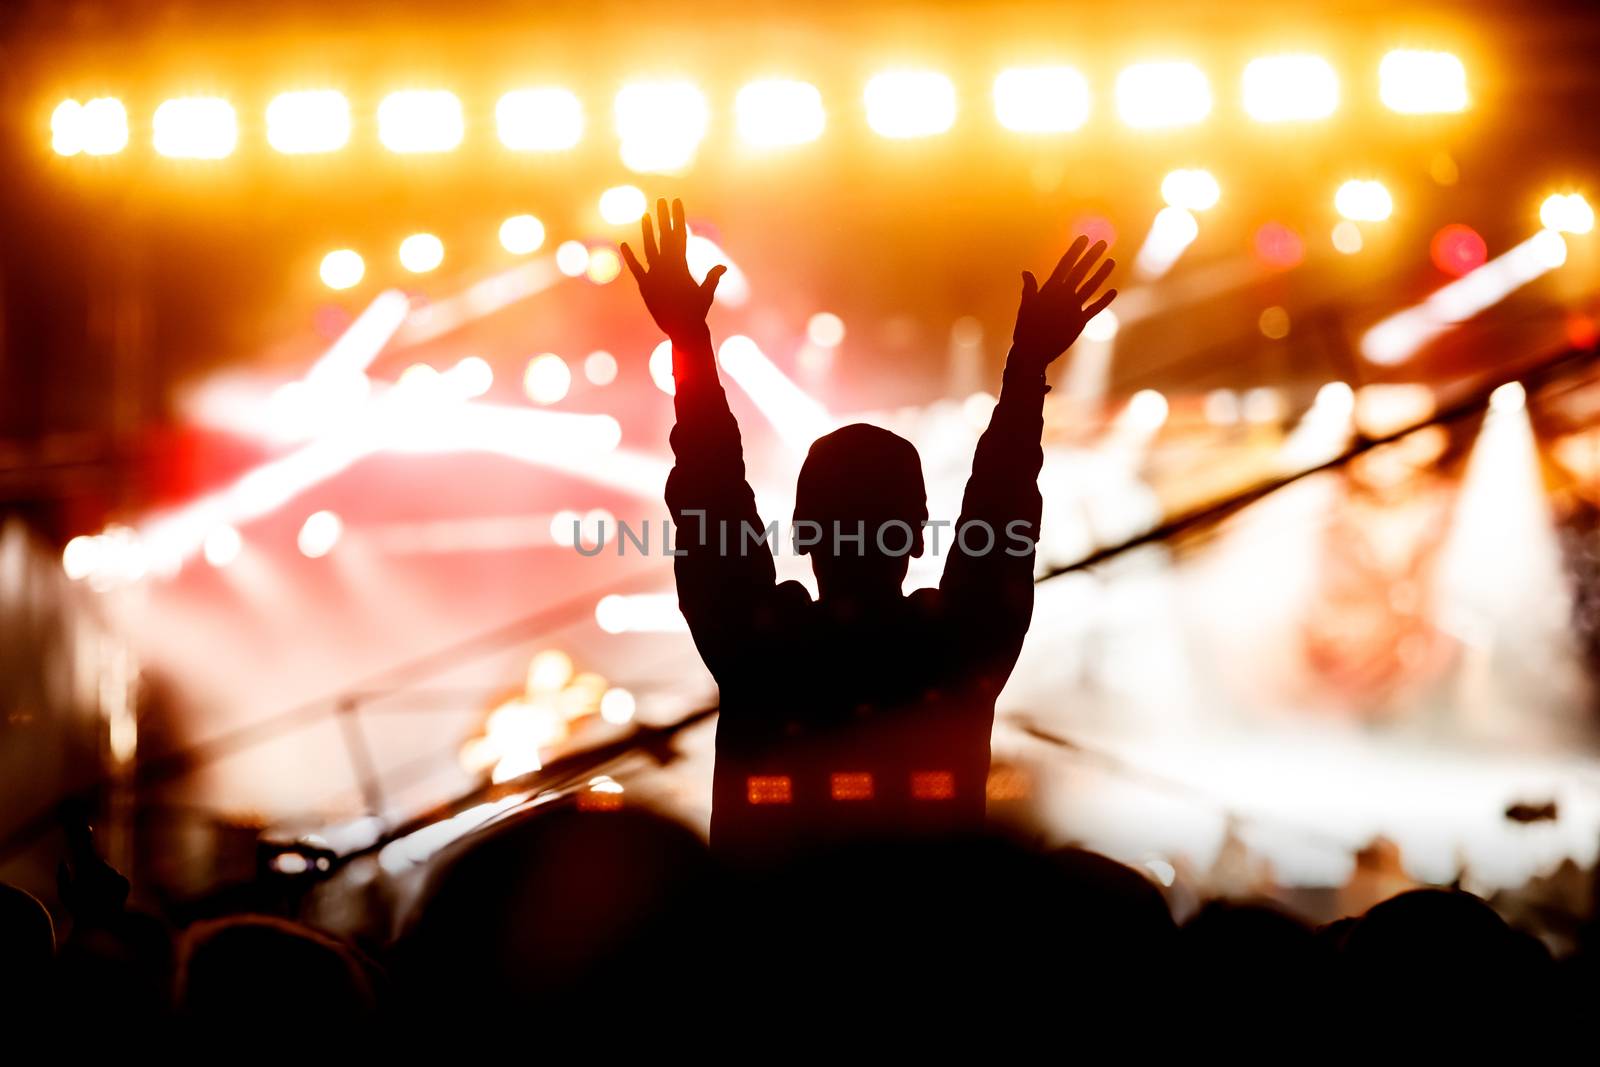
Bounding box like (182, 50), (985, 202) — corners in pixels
(1430, 223), (1488, 277)
(910, 770), (955, 800)
(1254, 222), (1305, 270)
(1568, 313), (1599, 350)
(747, 775), (793, 805)
(830, 772), (874, 801)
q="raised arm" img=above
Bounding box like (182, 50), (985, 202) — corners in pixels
(622, 199), (778, 671)
(941, 237), (1116, 638)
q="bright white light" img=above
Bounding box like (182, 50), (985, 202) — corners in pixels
(267, 90), (351, 154)
(527, 649), (574, 694)
(649, 340), (676, 395)
(1124, 389), (1169, 431)
(1083, 307), (1119, 342)
(1331, 220), (1364, 254)
(203, 525), (242, 567)
(992, 66), (1090, 133)
(1490, 381), (1526, 413)
(595, 593), (689, 634)
(153, 97), (237, 158)
(717, 335), (833, 450)
(1242, 55), (1338, 122)
(1160, 168), (1220, 211)
(1379, 50), (1468, 114)
(1116, 61), (1211, 129)
(399, 233), (445, 273)
(685, 233), (750, 307)
(297, 510), (343, 558)
(599, 184), (648, 225)
(807, 312), (846, 348)
(736, 78), (826, 147)
(1540, 193), (1594, 235)
(499, 214), (546, 255)
(599, 687), (637, 725)
(496, 87), (583, 150)
(448, 356), (494, 398)
(53, 97), (128, 156)
(1362, 229), (1570, 365)
(585, 350), (618, 385)
(615, 80), (709, 173)
(319, 249), (365, 291)
(864, 70), (957, 139)
(1134, 206), (1199, 279)
(523, 353), (571, 404)
(1335, 180), (1393, 222)
(62, 535), (101, 580)
(555, 240), (590, 277)
(378, 90), (464, 153)
(586, 248), (622, 285)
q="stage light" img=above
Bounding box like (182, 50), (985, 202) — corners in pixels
(585, 350), (618, 386)
(1124, 389), (1169, 431)
(203, 525), (242, 568)
(523, 353), (571, 404)
(152, 97), (237, 158)
(527, 649), (574, 695)
(297, 510), (342, 558)
(1379, 50), (1468, 114)
(717, 334), (833, 450)
(1134, 206), (1199, 278)
(1115, 61), (1211, 129)
(1431, 224), (1488, 276)
(736, 78), (826, 146)
(378, 90), (463, 153)
(1335, 180), (1392, 222)
(615, 79), (708, 173)
(992, 66), (1090, 133)
(586, 247), (622, 284)
(399, 232), (444, 273)
(319, 249), (365, 290)
(448, 355), (494, 398)
(555, 240), (589, 277)
(1160, 168), (1219, 211)
(599, 687), (636, 725)
(599, 184), (647, 225)
(1083, 307), (1119, 342)
(53, 97), (128, 156)
(499, 214), (545, 255)
(496, 87), (583, 150)
(266, 90), (350, 154)
(595, 593), (689, 634)
(864, 70), (957, 139)
(62, 535), (100, 580)
(650, 340), (676, 395)
(807, 312), (846, 348)
(1242, 55), (1338, 122)
(1362, 229), (1569, 364)
(1331, 220), (1364, 254)
(1490, 381), (1526, 413)
(1540, 193), (1594, 235)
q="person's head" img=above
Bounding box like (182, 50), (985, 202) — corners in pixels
(176, 915), (377, 1027)
(793, 423), (928, 601)
(0, 883), (54, 992)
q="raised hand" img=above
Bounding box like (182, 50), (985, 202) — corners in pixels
(1010, 237), (1117, 371)
(621, 197), (727, 342)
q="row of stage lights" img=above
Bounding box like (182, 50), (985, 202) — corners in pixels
(51, 49), (1468, 169)
(309, 174), (1596, 294)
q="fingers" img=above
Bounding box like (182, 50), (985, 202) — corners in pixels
(1076, 258), (1115, 302)
(641, 214), (659, 262)
(1060, 240), (1107, 291)
(620, 242), (646, 284)
(700, 263), (727, 298)
(1083, 288), (1117, 321)
(1020, 270), (1038, 302)
(1045, 236), (1089, 288)
(656, 198), (672, 248)
(672, 198), (687, 238)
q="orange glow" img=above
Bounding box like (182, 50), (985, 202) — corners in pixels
(747, 775), (793, 804)
(910, 770), (955, 800)
(830, 772), (874, 801)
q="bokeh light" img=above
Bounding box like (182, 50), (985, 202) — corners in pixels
(598, 184), (648, 225)
(496, 87), (583, 150)
(555, 240), (590, 277)
(266, 90), (351, 154)
(649, 339), (676, 395)
(523, 353), (572, 404)
(807, 312), (846, 348)
(1540, 193), (1595, 235)
(992, 66), (1090, 133)
(1430, 223), (1488, 276)
(1331, 220), (1364, 254)
(378, 90), (464, 153)
(1242, 55), (1339, 122)
(1335, 179), (1393, 222)
(615, 79), (709, 173)
(586, 247), (622, 284)
(319, 249), (365, 290)
(584, 350), (618, 386)
(1379, 49), (1468, 114)
(1115, 61), (1211, 128)
(203, 525), (243, 568)
(153, 97), (237, 158)
(499, 214), (546, 255)
(1160, 168), (1220, 211)
(53, 97), (128, 156)
(864, 70), (957, 139)
(1254, 222), (1306, 270)
(297, 511), (343, 559)
(736, 78), (826, 147)
(399, 232), (445, 273)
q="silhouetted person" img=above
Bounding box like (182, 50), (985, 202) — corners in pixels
(623, 199), (1114, 856)
(0, 883), (55, 1017)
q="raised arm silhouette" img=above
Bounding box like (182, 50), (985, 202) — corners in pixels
(624, 199), (1115, 859)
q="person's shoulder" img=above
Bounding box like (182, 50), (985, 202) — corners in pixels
(774, 579), (814, 609)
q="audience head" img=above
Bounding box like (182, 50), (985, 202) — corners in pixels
(176, 915), (377, 1028)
